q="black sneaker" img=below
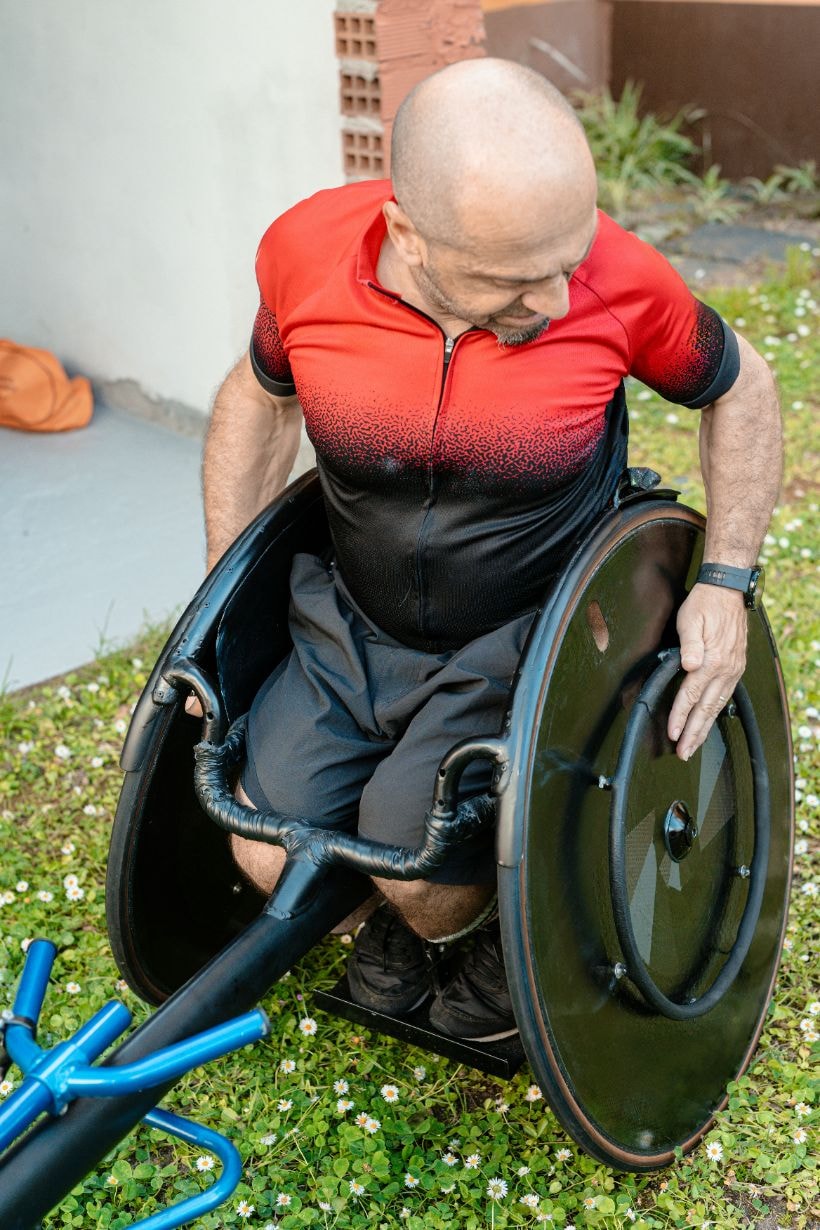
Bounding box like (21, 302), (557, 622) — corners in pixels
(347, 905), (433, 1015)
(428, 921), (518, 1042)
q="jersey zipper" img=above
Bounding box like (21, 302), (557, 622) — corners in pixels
(366, 282), (463, 639)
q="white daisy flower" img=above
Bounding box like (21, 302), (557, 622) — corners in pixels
(277, 1099), (292, 1112)
(520, 1193), (539, 1208)
(400, 1209), (411, 1220)
(349, 1179), (365, 1195)
(299, 1017), (318, 1036)
(794, 1102), (811, 1117)
(413, 1065), (426, 1080)
(355, 1112), (369, 1127)
(0, 1079), (15, 1097)
(280, 1058), (296, 1073)
(65, 981), (81, 994)
(584, 1196), (597, 1209)
(442, 1152), (458, 1166)
(705, 1140), (723, 1161)
(464, 1153), (481, 1169)
(260, 1132), (277, 1145)
(517, 1165), (530, 1176)
(364, 1117), (380, 1134)
(333, 1078), (349, 1094)
(487, 1178), (508, 1200)
(337, 1098), (354, 1113)
(381, 1083), (399, 1103)
(196, 1155), (215, 1171)
(318, 1201), (332, 1212)
(556, 1148), (571, 1161)
(15, 881), (28, 892)
(404, 1173), (419, 1188)
(276, 1192), (292, 1207)
(66, 885), (85, 901)
(807, 1002), (820, 1016)
(114, 719), (127, 734)
(37, 890), (53, 902)
(63, 873), (79, 888)
(90, 757), (104, 769)
(793, 1127), (808, 1145)
(54, 745), (71, 760)
(61, 842), (76, 855)
(17, 741), (35, 755)
(524, 1084), (542, 1102)
(82, 804), (97, 817)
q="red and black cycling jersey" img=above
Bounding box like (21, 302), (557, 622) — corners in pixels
(249, 180), (739, 651)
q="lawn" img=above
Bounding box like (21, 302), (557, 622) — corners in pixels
(0, 249), (817, 1229)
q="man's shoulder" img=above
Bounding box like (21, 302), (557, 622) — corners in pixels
(582, 211), (664, 280)
(257, 180), (391, 262)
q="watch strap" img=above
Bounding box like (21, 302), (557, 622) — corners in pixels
(697, 562), (762, 608)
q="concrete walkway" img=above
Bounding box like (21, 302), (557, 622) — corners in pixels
(0, 405), (206, 690)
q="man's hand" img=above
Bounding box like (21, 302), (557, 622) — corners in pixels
(667, 584), (748, 760)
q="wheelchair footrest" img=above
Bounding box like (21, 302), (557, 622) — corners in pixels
(315, 973), (525, 1079)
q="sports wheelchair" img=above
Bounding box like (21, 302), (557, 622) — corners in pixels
(0, 469), (793, 1227)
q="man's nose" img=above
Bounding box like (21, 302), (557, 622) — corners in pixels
(521, 279), (570, 320)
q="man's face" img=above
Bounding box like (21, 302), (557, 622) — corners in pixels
(409, 211), (598, 345)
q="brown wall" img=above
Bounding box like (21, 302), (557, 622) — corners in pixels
(483, 1), (612, 93)
(611, 3), (820, 178)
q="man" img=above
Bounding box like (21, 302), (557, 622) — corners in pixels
(200, 59), (781, 1041)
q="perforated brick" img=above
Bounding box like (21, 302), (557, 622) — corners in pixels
(340, 71), (381, 117)
(342, 128), (384, 177)
(335, 12), (377, 60)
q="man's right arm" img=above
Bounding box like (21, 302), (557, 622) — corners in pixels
(202, 350), (304, 573)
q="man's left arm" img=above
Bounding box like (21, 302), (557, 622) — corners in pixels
(667, 333), (783, 760)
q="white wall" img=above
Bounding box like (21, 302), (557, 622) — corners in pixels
(0, 1), (343, 414)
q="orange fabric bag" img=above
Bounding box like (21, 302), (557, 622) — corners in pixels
(0, 340), (93, 432)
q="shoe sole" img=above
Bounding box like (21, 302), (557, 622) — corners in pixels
(451, 1025), (520, 1043)
(346, 979), (433, 1017)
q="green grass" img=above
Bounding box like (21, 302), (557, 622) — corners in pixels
(1, 250), (818, 1228)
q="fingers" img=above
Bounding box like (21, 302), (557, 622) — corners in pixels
(669, 676), (735, 761)
(667, 586), (747, 760)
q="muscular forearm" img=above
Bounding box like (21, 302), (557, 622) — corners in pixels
(667, 335), (781, 760)
(203, 353), (303, 571)
(699, 334), (782, 567)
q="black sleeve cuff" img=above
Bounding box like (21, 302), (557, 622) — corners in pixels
(681, 317), (741, 409)
(249, 338), (297, 398)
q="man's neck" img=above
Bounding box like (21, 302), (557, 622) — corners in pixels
(375, 236), (472, 338)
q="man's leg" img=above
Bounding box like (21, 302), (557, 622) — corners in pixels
(373, 876), (494, 941)
(231, 784), (379, 934)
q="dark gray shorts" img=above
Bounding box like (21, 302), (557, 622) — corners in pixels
(242, 554), (535, 884)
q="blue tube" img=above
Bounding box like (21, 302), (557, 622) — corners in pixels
(3, 1023), (41, 1072)
(0, 1080), (53, 1154)
(12, 939), (56, 1022)
(70, 1009), (268, 1097)
(70, 1001), (132, 1062)
(133, 1108), (243, 1230)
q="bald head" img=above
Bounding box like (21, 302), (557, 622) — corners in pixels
(390, 58), (596, 250)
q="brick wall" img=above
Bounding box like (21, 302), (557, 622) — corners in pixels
(335, 0), (487, 180)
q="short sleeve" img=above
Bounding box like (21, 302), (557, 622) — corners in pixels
(249, 299), (296, 397)
(248, 220), (297, 397)
(590, 222), (740, 408)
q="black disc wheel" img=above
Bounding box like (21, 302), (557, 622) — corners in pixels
(496, 499), (793, 1170)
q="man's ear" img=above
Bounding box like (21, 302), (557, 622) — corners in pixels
(383, 201), (427, 268)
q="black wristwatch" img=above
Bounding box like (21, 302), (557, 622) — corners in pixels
(696, 562), (765, 609)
